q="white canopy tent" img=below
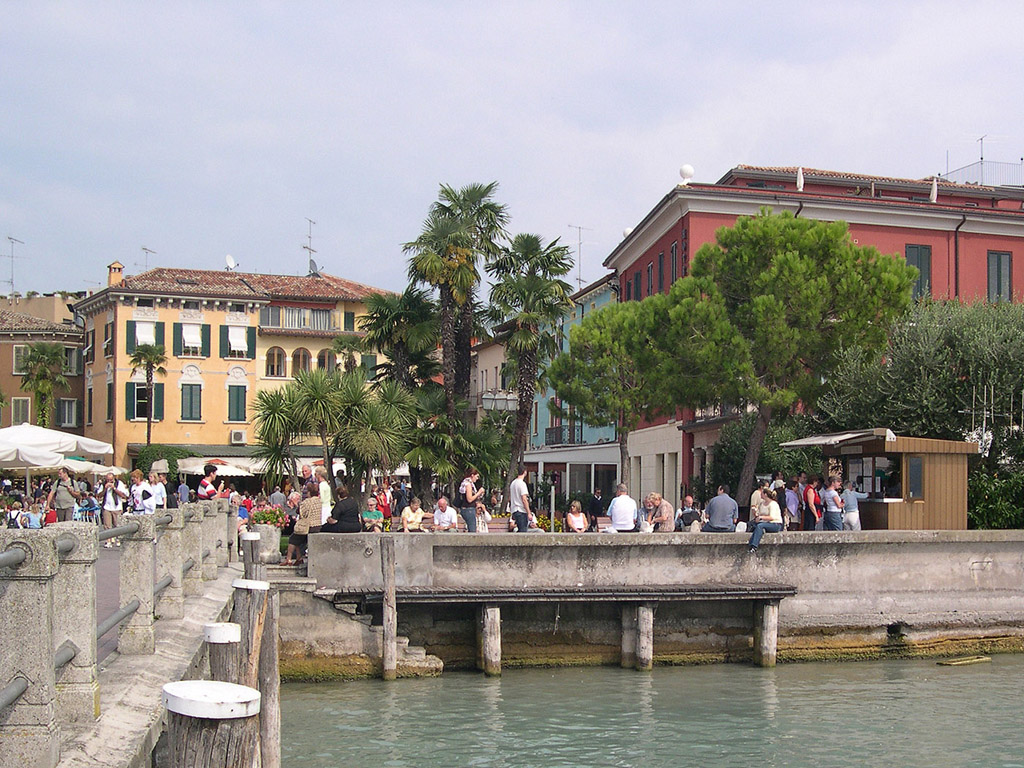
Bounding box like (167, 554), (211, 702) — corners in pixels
(176, 457), (253, 477)
(0, 424), (113, 459)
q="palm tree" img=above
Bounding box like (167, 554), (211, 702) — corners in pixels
(252, 387), (301, 493)
(488, 233), (573, 484)
(291, 367), (343, 468)
(332, 335), (365, 373)
(359, 286), (439, 389)
(129, 343), (167, 446)
(20, 342), (71, 428)
(431, 182), (509, 403)
(405, 210), (476, 420)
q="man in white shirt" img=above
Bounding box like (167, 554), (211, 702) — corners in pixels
(607, 483), (639, 532)
(101, 472), (129, 548)
(432, 497), (459, 532)
(148, 471), (167, 511)
(509, 464), (531, 532)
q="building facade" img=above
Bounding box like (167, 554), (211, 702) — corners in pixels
(0, 309), (84, 431)
(75, 262), (388, 469)
(523, 273), (619, 497)
(603, 165), (1024, 501)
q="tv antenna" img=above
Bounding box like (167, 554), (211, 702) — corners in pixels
(139, 246), (157, 271)
(978, 135), (987, 184)
(5, 236), (23, 296)
(567, 224), (592, 290)
(225, 254), (237, 272)
(303, 218), (320, 275)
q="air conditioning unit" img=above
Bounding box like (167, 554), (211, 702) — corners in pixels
(230, 429), (247, 445)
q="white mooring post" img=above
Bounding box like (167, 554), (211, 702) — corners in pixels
(230, 579), (269, 689)
(163, 680), (261, 768)
(753, 600), (780, 667)
(204, 622), (242, 684)
(636, 602), (654, 671)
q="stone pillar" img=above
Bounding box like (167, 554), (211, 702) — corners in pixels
(254, 524), (281, 564)
(201, 501), (219, 580)
(636, 602), (654, 671)
(182, 503), (204, 595)
(753, 600), (780, 668)
(227, 501), (240, 563)
(216, 499), (230, 567)
(50, 522), (100, 723)
(620, 604), (637, 669)
(119, 514), (156, 655)
(155, 506), (185, 620)
(477, 604), (502, 677)
(380, 536), (397, 681)
(0, 530), (61, 768)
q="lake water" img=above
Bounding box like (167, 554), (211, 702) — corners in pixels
(280, 655), (1024, 767)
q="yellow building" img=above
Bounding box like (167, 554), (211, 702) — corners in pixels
(76, 262), (388, 469)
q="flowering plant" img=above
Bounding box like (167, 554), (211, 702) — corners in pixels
(251, 506), (288, 528)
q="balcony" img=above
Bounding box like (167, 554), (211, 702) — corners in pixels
(545, 423), (583, 446)
(258, 307), (343, 337)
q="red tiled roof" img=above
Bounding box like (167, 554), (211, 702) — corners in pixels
(118, 267), (391, 302)
(0, 309), (82, 335)
(727, 165), (996, 192)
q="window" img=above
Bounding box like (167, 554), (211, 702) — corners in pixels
(228, 385), (247, 422)
(106, 381), (113, 421)
(103, 322), (113, 357)
(670, 242), (678, 283)
(344, 312), (355, 332)
(183, 300), (201, 311)
(181, 383), (202, 421)
(988, 251), (1012, 302)
(481, 369), (488, 393)
(532, 401), (538, 435)
(136, 298), (154, 308)
(84, 329), (95, 363)
(174, 323), (206, 356)
(126, 382), (164, 421)
(360, 354), (377, 380)
(125, 320), (164, 354)
(310, 308), (331, 331)
(225, 326), (248, 359)
(658, 252), (664, 292)
(646, 264), (653, 296)
(11, 397), (30, 426)
(317, 349), (337, 371)
(12, 345), (27, 375)
(87, 388), (93, 426)
(259, 306), (281, 327)
(292, 348), (311, 375)
(57, 399), (79, 428)
(907, 456), (924, 500)
(906, 245), (932, 299)
(228, 302), (246, 313)
(681, 229), (689, 276)
(625, 280), (632, 301)
(283, 307), (306, 328)
(266, 347), (285, 377)
(63, 346), (81, 375)
(634, 270), (641, 300)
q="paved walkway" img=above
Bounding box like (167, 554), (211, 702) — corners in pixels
(96, 545), (122, 662)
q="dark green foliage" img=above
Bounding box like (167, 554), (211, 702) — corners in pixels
(967, 471), (1024, 529)
(134, 444), (198, 476)
(709, 413), (823, 492)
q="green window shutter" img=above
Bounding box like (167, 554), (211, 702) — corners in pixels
(172, 323), (183, 356)
(228, 385), (246, 422)
(361, 354), (377, 381)
(155, 322), (165, 348)
(153, 383), (164, 421)
(125, 382), (135, 420)
(219, 325), (229, 359)
(344, 312), (355, 332)
(125, 320), (136, 355)
(200, 324), (211, 357)
(246, 327), (256, 359)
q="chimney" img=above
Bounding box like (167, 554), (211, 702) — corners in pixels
(107, 261), (124, 287)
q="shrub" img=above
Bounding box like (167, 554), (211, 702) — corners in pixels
(968, 471), (1024, 529)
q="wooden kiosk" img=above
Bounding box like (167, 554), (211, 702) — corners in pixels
(781, 428), (979, 530)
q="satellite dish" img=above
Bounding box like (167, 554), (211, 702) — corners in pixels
(679, 164), (695, 184)
(225, 254), (236, 271)
(308, 258), (320, 276)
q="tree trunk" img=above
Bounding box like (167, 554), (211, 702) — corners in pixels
(504, 343), (537, 510)
(618, 418), (630, 490)
(146, 367), (154, 446)
(440, 288), (456, 421)
(737, 403), (773, 514)
(455, 298), (473, 405)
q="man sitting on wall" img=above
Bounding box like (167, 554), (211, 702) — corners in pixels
(432, 496), (459, 532)
(606, 483), (639, 532)
(701, 485), (738, 532)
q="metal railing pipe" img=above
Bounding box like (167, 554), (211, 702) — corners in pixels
(53, 643), (77, 670)
(183, 557), (196, 574)
(98, 520), (140, 542)
(0, 547), (27, 569)
(154, 514), (173, 528)
(154, 574), (173, 597)
(95, 598), (141, 640)
(0, 676), (28, 712)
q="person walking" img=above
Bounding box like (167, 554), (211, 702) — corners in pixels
(100, 472), (128, 547)
(47, 467), (80, 523)
(458, 468), (484, 533)
(509, 465), (532, 533)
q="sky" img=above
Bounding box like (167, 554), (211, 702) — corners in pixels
(3, 1), (1024, 297)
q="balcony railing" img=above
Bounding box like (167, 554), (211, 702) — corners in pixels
(544, 423), (583, 446)
(692, 403), (744, 423)
(258, 307), (342, 333)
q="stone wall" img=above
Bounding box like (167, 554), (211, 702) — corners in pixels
(300, 531), (1024, 667)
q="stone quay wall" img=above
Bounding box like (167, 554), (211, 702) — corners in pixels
(300, 530), (1024, 669)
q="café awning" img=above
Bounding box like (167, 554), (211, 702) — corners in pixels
(780, 428), (896, 450)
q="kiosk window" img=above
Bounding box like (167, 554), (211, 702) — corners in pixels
(907, 456), (924, 499)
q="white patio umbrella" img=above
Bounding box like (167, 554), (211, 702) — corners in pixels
(0, 442), (66, 470)
(177, 457), (253, 477)
(0, 423), (113, 459)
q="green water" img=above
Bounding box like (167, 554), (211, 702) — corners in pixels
(281, 656), (1024, 767)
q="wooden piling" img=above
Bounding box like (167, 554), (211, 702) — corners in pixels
(636, 602), (654, 671)
(230, 579), (269, 689)
(259, 589), (281, 768)
(203, 622), (242, 684)
(380, 536), (398, 681)
(478, 603), (502, 677)
(239, 532), (263, 581)
(162, 679), (261, 768)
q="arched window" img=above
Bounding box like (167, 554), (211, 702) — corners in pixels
(266, 347), (285, 378)
(292, 348), (311, 375)
(317, 349), (337, 371)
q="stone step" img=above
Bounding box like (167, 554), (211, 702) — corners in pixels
(402, 646), (427, 660)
